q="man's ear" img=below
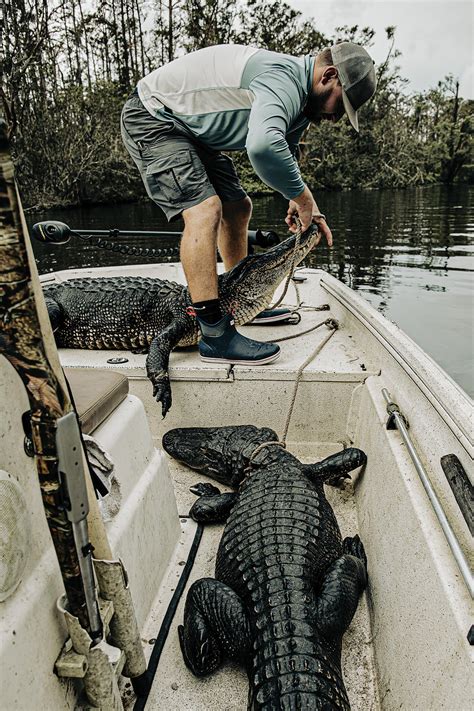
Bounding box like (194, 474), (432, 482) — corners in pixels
(321, 66), (339, 85)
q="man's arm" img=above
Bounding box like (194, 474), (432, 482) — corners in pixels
(246, 74), (332, 246)
(246, 72), (305, 198)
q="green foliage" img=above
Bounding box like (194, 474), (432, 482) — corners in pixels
(1, 1), (472, 209)
(181, 0), (238, 51)
(15, 83), (142, 208)
(232, 0), (328, 55)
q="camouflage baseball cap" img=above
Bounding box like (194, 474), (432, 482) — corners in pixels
(331, 42), (377, 132)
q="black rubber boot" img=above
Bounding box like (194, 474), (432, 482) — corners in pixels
(198, 314), (280, 365)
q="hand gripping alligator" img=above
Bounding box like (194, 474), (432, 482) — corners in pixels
(42, 226), (322, 417)
(162, 425), (368, 711)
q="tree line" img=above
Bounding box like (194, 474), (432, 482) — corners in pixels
(1, 0), (472, 209)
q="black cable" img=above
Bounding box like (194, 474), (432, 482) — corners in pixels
(133, 521), (204, 710)
(74, 231), (182, 260)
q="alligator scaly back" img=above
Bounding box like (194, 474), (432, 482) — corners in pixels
(43, 276), (190, 350)
(163, 426), (368, 710)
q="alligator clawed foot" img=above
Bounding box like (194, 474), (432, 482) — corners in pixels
(190, 483), (221, 497)
(151, 378), (172, 417)
(326, 472), (351, 488)
(343, 534), (367, 568)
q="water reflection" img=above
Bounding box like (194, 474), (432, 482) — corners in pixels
(27, 185), (473, 396)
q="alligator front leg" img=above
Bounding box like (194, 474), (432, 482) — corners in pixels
(304, 448), (367, 487)
(44, 296), (63, 333)
(316, 535), (368, 641)
(189, 483), (238, 523)
(178, 578), (252, 677)
(146, 321), (186, 417)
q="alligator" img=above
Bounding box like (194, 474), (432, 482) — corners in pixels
(162, 425), (368, 710)
(42, 225), (322, 417)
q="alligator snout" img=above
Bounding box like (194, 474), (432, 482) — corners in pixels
(162, 427), (214, 469)
(162, 425), (280, 485)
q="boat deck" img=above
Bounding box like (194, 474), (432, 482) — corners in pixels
(69, 267), (378, 708)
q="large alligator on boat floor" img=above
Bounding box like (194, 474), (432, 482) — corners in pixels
(162, 425), (368, 711)
(43, 226), (321, 417)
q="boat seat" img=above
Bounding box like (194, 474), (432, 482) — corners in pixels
(63, 367), (129, 435)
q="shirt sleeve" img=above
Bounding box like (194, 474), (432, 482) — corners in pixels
(245, 71), (306, 200)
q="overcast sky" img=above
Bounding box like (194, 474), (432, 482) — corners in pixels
(290, 0), (473, 98)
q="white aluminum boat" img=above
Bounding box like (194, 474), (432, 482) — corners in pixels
(1, 260), (472, 711)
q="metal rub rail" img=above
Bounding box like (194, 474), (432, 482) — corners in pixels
(382, 389), (474, 599)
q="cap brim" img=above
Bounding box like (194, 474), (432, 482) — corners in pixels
(342, 90), (359, 132)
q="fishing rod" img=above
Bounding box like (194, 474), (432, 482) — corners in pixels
(31, 220), (280, 258)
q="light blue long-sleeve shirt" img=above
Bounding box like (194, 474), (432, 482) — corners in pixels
(137, 45), (314, 199)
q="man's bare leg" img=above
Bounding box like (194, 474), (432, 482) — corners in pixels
(181, 195), (222, 302)
(180, 194), (280, 365)
(218, 196), (252, 271)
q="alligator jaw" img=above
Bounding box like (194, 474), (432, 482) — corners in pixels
(219, 225), (320, 322)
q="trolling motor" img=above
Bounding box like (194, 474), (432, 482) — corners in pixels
(31, 220), (280, 252)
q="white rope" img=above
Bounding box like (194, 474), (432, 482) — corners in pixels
(281, 321), (338, 444)
(240, 318), (339, 488)
(241, 219), (338, 476)
(248, 439), (287, 463)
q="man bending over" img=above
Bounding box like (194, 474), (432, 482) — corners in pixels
(121, 42), (376, 365)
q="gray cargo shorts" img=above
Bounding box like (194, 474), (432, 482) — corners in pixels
(121, 91), (247, 221)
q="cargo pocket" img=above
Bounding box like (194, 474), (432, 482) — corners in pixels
(145, 149), (207, 204)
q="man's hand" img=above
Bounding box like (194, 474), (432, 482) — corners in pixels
(285, 185), (333, 247)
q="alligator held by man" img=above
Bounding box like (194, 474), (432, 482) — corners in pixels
(43, 225), (323, 416)
(162, 425), (368, 710)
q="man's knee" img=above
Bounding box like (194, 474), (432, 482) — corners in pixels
(183, 195), (223, 231)
(222, 196), (252, 224)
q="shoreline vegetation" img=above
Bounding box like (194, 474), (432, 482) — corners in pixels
(2, 0), (473, 211)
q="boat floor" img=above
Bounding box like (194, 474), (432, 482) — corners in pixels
(121, 452), (379, 711)
(32, 264), (472, 709)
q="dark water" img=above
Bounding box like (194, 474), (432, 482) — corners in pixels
(27, 185), (473, 397)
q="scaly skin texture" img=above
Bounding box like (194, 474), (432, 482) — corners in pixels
(43, 226), (320, 416)
(162, 426), (368, 711)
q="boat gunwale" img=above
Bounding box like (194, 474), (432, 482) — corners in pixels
(317, 270), (473, 456)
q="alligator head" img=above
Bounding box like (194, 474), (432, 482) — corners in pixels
(162, 425), (281, 487)
(218, 224), (321, 324)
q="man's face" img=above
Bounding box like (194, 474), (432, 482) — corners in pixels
(304, 75), (345, 125)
